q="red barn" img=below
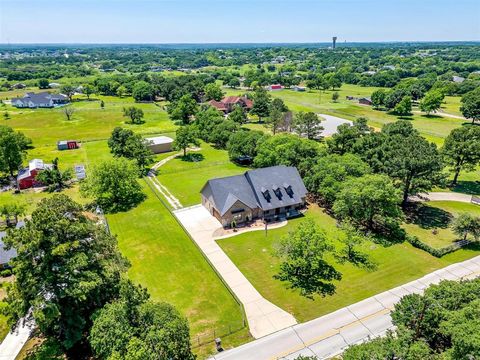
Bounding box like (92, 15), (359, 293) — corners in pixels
(17, 159), (52, 190)
(267, 84), (284, 91)
(57, 140), (80, 150)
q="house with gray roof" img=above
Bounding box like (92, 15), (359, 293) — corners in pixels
(12, 92), (69, 108)
(201, 165), (307, 227)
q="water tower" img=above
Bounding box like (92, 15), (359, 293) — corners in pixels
(332, 36), (337, 49)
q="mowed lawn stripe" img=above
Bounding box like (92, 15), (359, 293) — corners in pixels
(107, 182), (247, 343)
(217, 204), (480, 322)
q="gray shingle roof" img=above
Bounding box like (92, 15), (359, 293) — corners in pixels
(12, 92), (68, 107)
(201, 166), (307, 215)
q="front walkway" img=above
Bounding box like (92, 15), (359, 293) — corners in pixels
(173, 205), (297, 339)
(211, 256), (480, 360)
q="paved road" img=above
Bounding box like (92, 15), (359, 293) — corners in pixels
(409, 192), (473, 203)
(173, 205), (297, 339)
(317, 114), (352, 137)
(211, 256), (480, 360)
(0, 316), (35, 360)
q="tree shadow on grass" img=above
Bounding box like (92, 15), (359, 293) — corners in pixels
(420, 114), (443, 119)
(451, 181), (480, 195)
(180, 153), (204, 162)
(404, 203), (453, 230)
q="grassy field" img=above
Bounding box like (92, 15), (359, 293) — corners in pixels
(1, 93), (176, 146)
(107, 182), (250, 355)
(225, 84), (465, 145)
(403, 201), (480, 248)
(217, 203), (480, 322)
(158, 142), (249, 207)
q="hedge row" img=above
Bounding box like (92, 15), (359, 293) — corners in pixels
(406, 234), (463, 258)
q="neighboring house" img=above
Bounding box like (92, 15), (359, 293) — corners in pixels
(208, 96), (253, 114)
(57, 140), (80, 150)
(0, 221), (23, 268)
(201, 165), (307, 227)
(145, 136), (174, 154)
(382, 65), (396, 71)
(361, 71), (377, 76)
(267, 84), (284, 91)
(17, 159), (53, 190)
(359, 97), (373, 105)
(11, 92), (69, 108)
(49, 82), (61, 88)
(452, 76), (465, 83)
(292, 85), (306, 92)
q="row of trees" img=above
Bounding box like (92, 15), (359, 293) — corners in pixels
(343, 278), (480, 359)
(2, 195), (193, 358)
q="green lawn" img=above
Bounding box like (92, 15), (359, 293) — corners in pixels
(1, 93), (176, 146)
(0, 302), (8, 341)
(225, 85), (465, 145)
(107, 182), (250, 355)
(217, 204), (480, 323)
(403, 201), (480, 248)
(158, 142), (249, 207)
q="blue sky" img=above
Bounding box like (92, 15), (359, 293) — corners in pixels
(0, 0), (479, 43)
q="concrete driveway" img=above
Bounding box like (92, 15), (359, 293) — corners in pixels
(318, 114), (353, 137)
(211, 256), (480, 360)
(173, 205), (297, 339)
(409, 192), (473, 203)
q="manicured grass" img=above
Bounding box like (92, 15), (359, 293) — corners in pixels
(225, 85), (466, 145)
(442, 96), (462, 116)
(158, 142), (249, 207)
(403, 201), (480, 248)
(217, 204), (480, 323)
(107, 182), (250, 356)
(1, 93), (176, 146)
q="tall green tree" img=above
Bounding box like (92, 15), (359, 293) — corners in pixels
(333, 174), (403, 232)
(108, 127), (153, 171)
(442, 126), (480, 185)
(0, 125), (31, 177)
(168, 94), (198, 125)
(2, 195), (129, 353)
(83, 84), (95, 100)
(253, 134), (320, 170)
(132, 81), (155, 102)
(204, 83), (224, 101)
(60, 84), (75, 102)
(355, 121), (444, 206)
(452, 213), (480, 241)
(172, 125), (200, 157)
(420, 90), (444, 115)
(371, 89), (386, 109)
(227, 130), (266, 163)
(304, 153), (370, 208)
(327, 117), (371, 155)
(274, 219), (341, 298)
(293, 112), (323, 140)
(460, 88), (480, 124)
(228, 105), (248, 125)
(89, 281), (194, 360)
(36, 158), (73, 192)
(81, 158), (145, 212)
(122, 106), (144, 124)
(250, 88), (271, 121)
(393, 95), (412, 116)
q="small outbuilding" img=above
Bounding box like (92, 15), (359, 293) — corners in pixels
(267, 84), (284, 91)
(145, 136), (174, 154)
(359, 97), (373, 106)
(57, 140), (80, 150)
